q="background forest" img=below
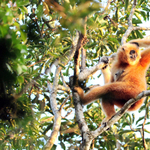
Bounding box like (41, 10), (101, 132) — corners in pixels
(0, 0), (150, 149)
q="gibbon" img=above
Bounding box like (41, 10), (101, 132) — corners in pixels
(75, 38), (150, 122)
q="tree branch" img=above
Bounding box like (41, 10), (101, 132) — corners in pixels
(44, 32), (79, 150)
(44, 67), (62, 150)
(78, 54), (115, 82)
(73, 92), (92, 150)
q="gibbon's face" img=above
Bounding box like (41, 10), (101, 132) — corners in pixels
(117, 43), (141, 65)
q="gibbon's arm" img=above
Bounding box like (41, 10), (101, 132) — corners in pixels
(140, 47), (150, 68)
(101, 66), (111, 84)
(129, 38), (150, 68)
(129, 38), (150, 47)
(100, 56), (111, 84)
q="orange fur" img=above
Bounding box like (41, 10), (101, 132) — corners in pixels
(75, 38), (150, 121)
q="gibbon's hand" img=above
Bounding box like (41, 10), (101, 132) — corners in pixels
(100, 56), (111, 84)
(100, 56), (109, 69)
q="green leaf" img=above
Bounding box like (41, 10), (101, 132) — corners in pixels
(20, 30), (27, 42)
(17, 76), (24, 84)
(16, 64), (22, 74)
(139, 0), (145, 5)
(51, 144), (57, 150)
(37, 4), (43, 19)
(136, 116), (144, 125)
(0, 25), (9, 37)
(132, 18), (142, 24)
(125, 0), (129, 11)
(16, 0), (30, 6)
(135, 30), (143, 39)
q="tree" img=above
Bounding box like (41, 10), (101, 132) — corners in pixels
(0, 0), (150, 149)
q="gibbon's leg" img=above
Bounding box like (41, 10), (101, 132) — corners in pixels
(74, 82), (140, 106)
(101, 99), (116, 121)
(75, 82), (142, 121)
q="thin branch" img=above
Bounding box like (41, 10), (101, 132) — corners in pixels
(121, 0), (137, 44)
(59, 95), (70, 112)
(44, 66), (62, 150)
(125, 118), (140, 132)
(40, 116), (54, 124)
(141, 102), (149, 149)
(45, 59), (60, 74)
(81, 17), (87, 72)
(104, 15), (118, 26)
(60, 71), (70, 91)
(58, 85), (70, 92)
(27, 56), (49, 68)
(60, 126), (79, 134)
(133, 27), (150, 31)
(13, 75), (41, 100)
(73, 30), (91, 149)
(27, 13), (43, 38)
(78, 54), (115, 82)
(62, 110), (73, 119)
(101, 0), (111, 15)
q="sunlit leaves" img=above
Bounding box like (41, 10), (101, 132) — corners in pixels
(59, 1), (102, 34)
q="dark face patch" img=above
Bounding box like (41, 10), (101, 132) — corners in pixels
(129, 50), (137, 60)
(130, 42), (139, 47)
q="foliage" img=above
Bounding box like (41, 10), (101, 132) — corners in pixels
(0, 0), (150, 149)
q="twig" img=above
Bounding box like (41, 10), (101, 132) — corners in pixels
(125, 118), (138, 132)
(27, 13), (43, 38)
(62, 110), (73, 119)
(133, 27), (150, 31)
(13, 75), (41, 100)
(27, 56), (49, 68)
(59, 95), (70, 111)
(140, 102), (150, 149)
(78, 54), (115, 82)
(57, 85), (70, 92)
(101, 0), (111, 15)
(104, 15), (118, 26)
(60, 71), (70, 91)
(121, 0), (137, 44)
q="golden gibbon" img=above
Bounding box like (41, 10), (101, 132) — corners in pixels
(75, 38), (150, 122)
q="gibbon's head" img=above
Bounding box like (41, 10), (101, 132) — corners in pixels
(117, 42), (141, 65)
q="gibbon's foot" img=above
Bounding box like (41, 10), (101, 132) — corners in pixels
(73, 86), (83, 93)
(73, 86), (84, 99)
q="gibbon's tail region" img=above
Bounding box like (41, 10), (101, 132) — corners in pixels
(74, 38), (150, 122)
